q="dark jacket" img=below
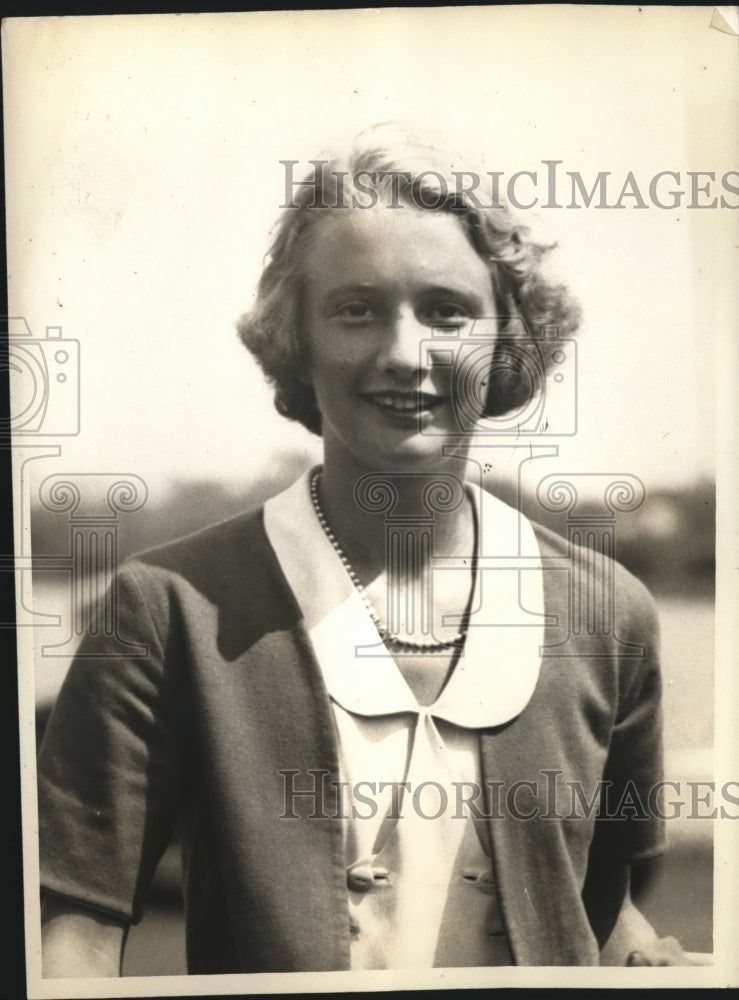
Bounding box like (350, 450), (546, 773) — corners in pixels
(38, 505), (665, 971)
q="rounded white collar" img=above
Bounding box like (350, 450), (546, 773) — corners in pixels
(263, 470), (544, 729)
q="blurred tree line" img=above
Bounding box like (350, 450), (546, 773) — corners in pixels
(505, 477), (715, 598)
(29, 460), (714, 598)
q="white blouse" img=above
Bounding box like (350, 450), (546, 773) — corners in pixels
(264, 470), (545, 969)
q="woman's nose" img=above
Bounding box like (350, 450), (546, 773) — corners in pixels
(377, 308), (430, 374)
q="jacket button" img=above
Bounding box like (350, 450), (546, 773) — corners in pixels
(347, 862), (375, 892)
(347, 861), (390, 892)
(475, 869), (496, 894)
(463, 867), (496, 894)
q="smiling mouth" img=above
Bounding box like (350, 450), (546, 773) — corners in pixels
(361, 391), (446, 413)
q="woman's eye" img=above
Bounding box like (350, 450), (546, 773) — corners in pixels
(427, 302), (471, 325)
(335, 302), (375, 322)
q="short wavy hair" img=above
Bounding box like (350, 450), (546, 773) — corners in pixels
(237, 123), (581, 436)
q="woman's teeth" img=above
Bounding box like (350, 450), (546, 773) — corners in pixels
(370, 394), (440, 411)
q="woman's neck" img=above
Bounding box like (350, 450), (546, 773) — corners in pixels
(316, 450), (475, 580)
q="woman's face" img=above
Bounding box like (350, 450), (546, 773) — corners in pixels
(301, 204), (498, 473)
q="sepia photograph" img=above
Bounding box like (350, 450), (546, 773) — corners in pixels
(4, 6), (738, 994)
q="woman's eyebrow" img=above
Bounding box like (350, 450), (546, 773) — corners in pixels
(423, 283), (486, 300)
(322, 284), (377, 307)
(321, 282), (490, 304)
(417, 284), (492, 311)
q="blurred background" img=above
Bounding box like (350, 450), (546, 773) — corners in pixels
(6, 6), (734, 974)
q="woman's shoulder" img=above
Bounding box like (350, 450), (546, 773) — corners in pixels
(527, 515), (658, 624)
(132, 505), (266, 564)
(113, 495), (303, 639)
(125, 472), (314, 575)
(119, 500), (278, 600)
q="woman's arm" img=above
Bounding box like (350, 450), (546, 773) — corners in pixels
(38, 562), (186, 974)
(41, 895), (127, 978)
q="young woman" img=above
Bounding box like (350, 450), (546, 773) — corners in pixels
(38, 125), (688, 973)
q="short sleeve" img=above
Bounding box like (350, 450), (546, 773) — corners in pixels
(37, 561), (190, 924)
(589, 577), (667, 864)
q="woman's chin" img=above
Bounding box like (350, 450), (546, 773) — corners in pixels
(321, 410), (468, 474)
(354, 433), (462, 472)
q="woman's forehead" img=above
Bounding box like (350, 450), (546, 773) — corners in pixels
(302, 205), (491, 293)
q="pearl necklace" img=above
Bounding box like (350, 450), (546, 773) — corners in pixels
(309, 468), (469, 653)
